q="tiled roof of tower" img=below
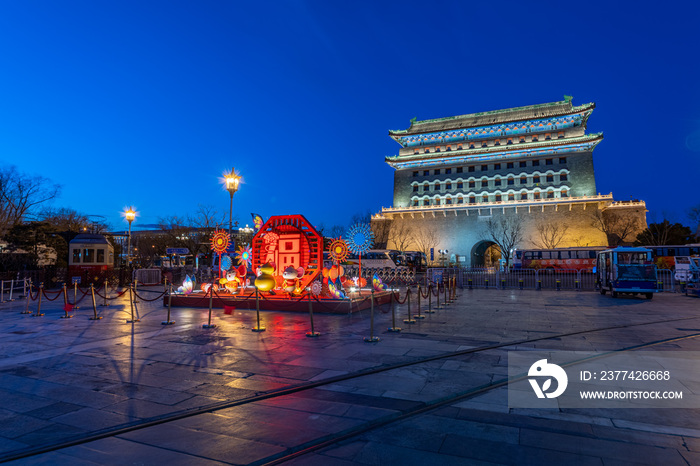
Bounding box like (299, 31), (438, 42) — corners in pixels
(389, 97), (595, 137)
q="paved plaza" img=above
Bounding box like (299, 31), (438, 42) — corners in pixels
(0, 286), (699, 465)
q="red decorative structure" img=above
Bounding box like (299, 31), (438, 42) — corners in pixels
(251, 215), (323, 293)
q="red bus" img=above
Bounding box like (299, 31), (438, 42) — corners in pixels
(646, 244), (700, 270)
(513, 247), (606, 272)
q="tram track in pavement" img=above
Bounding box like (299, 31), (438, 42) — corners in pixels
(2, 314), (700, 464)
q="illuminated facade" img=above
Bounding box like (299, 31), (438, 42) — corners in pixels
(379, 97), (646, 266)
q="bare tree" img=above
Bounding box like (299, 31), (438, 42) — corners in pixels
(533, 221), (569, 249)
(589, 208), (642, 247)
(689, 204), (700, 237)
(388, 217), (413, 252)
(370, 216), (392, 249)
(0, 165), (60, 236)
(484, 215), (523, 267)
(412, 224), (439, 261)
(350, 210), (372, 226)
(328, 225), (346, 239)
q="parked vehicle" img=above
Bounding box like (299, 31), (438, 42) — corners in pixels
(68, 233), (115, 284)
(647, 244), (700, 270)
(596, 247), (657, 299)
(513, 247), (605, 272)
(674, 256), (700, 297)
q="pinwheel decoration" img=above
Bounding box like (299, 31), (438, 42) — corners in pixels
(235, 244), (253, 268)
(345, 223), (374, 254)
(328, 238), (349, 263)
(220, 255), (232, 272)
(210, 229), (230, 254)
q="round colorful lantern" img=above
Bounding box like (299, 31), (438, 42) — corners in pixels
(235, 244), (253, 268)
(210, 230), (230, 254)
(345, 223), (374, 255)
(220, 255), (233, 271)
(328, 238), (349, 263)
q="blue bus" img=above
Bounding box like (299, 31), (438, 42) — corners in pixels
(596, 247), (657, 299)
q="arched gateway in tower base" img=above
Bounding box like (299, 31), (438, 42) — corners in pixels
(374, 97), (647, 265)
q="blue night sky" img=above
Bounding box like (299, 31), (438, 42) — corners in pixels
(1, 1), (698, 233)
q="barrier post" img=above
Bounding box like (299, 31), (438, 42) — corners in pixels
(101, 280), (109, 307)
(363, 288), (380, 342)
(21, 280), (32, 314)
(387, 289), (401, 332)
(203, 285), (216, 328)
(444, 280), (449, 305)
(436, 283), (441, 310)
(468, 277), (473, 290)
(61, 283), (73, 319)
(306, 291), (320, 337)
(162, 282), (175, 325)
(127, 283), (139, 323)
(1, 280), (4, 303)
(537, 279), (542, 290)
(33, 283), (45, 317)
(657, 280), (663, 292)
(252, 287), (265, 332)
(556, 279), (561, 291)
(8, 279), (14, 301)
(485, 278), (489, 289)
(403, 288), (416, 324)
(519, 278), (524, 290)
(415, 285), (425, 319)
(89, 283), (102, 320)
(424, 283), (435, 314)
(23, 278), (27, 299)
(73, 281), (80, 310)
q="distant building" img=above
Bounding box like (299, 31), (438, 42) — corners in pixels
(376, 97), (646, 266)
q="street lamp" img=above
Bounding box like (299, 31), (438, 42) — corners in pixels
(224, 168), (241, 238)
(124, 207), (136, 267)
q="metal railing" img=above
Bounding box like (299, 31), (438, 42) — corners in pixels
(427, 267), (683, 292)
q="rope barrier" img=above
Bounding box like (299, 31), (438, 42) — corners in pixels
(41, 288), (63, 301)
(132, 288), (168, 302)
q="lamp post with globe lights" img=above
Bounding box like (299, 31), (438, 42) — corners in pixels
(124, 207), (136, 267)
(224, 168), (241, 239)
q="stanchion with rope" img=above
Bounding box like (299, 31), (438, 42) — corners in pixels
(203, 285), (216, 328)
(403, 288), (416, 324)
(306, 291), (320, 337)
(363, 288), (380, 342)
(101, 280), (109, 307)
(89, 283), (102, 320)
(21, 280), (33, 314)
(443, 279), (449, 305)
(133, 279), (140, 304)
(61, 283), (73, 319)
(127, 283), (139, 323)
(435, 282), (441, 310)
(252, 287), (265, 332)
(162, 282), (175, 325)
(33, 283), (45, 317)
(73, 281), (80, 310)
(451, 276), (457, 302)
(422, 284), (434, 314)
(414, 285), (425, 319)
(387, 289), (401, 332)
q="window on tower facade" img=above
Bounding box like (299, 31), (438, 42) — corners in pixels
(495, 194), (502, 202)
(494, 178), (501, 186)
(481, 165), (488, 171)
(520, 161), (527, 168)
(520, 176), (527, 184)
(532, 160), (539, 167)
(546, 175), (553, 183)
(457, 182), (463, 189)
(469, 180), (475, 189)
(507, 162), (514, 169)
(445, 168), (452, 174)
(546, 158), (553, 165)
(561, 189), (569, 197)
(423, 184), (429, 192)
(533, 175), (540, 184)
(413, 185), (418, 192)
(508, 177), (514, 185)
(423, 200), (430, 206)
(456, 167), (463, 173)
(446, 182), (452, 190)
(457, 197), (464, 204)
(412, 171), (418, 177)
(468, 166), (475, 172)
(547, 191), (554, 198)
(521, 192), (528, 200)
(508, 193), (515, 201)
(559, 157), (567, 164)
(434, 169), (440, 175)
(494, 163), (501, 170)
(482, 194), (489, 203)
(534, 192), (541, 199)
(469, 196), (476, 204)
(424, 170), (429, 176)
(481, 177), (488, 188)
(560, 173), (568, 181)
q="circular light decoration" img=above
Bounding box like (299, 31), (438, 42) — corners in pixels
(210, 229), (230, 254)
(328, 238), (349, 263)
(345, 223), (374, 255)
(310, 280), (322, 296)
(235, 245), (253, 268)
(220, 255), (232, 271)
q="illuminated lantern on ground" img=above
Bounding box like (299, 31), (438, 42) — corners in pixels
(251, 215), (323, 293)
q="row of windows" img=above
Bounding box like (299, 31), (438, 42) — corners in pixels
(413, 173), (569, 192)
(524, 250), (597, 260)
(411, 133), (566, 154)
(411, 189), (570, 206)
(411, 157), (567, 177)
(71, 248), (109, 264)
